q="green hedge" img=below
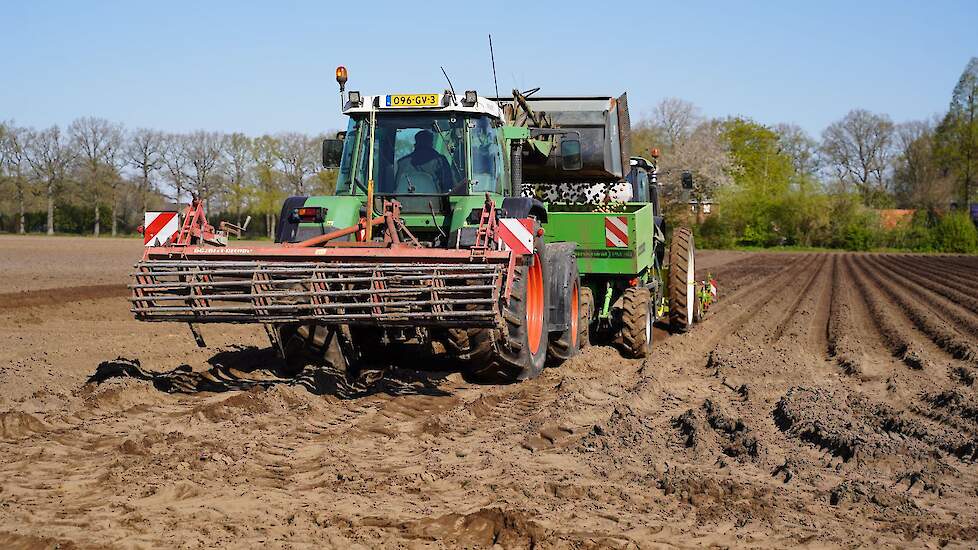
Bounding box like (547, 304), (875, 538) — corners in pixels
(695, 192), (978, 253)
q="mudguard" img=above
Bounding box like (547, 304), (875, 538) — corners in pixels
(275, 196), (310, 243)
(544, 241), (578, 333)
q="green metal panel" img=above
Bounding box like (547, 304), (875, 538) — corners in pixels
(299, 195), (363, 231)
(543, 203), (655, 276)
(501, 126), (530, 140)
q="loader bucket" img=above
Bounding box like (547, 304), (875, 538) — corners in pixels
(130, 245), (512, 329)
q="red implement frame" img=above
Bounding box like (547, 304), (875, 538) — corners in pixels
(131, 196), (524, 329)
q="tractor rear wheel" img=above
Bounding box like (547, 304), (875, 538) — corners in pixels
(669, 227), (696, 333)
(467, 243), (549, 383)
(620, 287), (653, 358)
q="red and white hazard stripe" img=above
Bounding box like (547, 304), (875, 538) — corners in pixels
(605, 216), (629, 248)
(144, 211), (179, 246)
(497, 218), (535, 255)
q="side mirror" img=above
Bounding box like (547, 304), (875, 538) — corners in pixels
(560, 138), (582, 171)
(322, 138), (343, 168)
(681, 170), (694, 190)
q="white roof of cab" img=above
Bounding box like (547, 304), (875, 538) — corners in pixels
(343, 94), (503, 119)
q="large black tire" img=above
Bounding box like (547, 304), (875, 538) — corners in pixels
(277, 323), (351, 378)
(277, 323), (315, 377)
(669, 227), (696, 333)
(547, 263), (582, 365)
(467, 239), (549, 383)
(620, 287), (653, 358)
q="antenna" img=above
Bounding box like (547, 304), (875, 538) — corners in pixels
(440, 66), (457, 104)
(489, 34), (500, 102)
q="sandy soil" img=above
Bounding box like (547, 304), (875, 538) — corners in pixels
(1, 236), (977, 548)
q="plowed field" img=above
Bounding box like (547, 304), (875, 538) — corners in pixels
(1, 236), (977, 548)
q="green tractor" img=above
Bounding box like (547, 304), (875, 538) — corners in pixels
(130, 70), (697, 383)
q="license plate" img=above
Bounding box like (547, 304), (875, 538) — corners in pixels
(385, 94), (440, 108)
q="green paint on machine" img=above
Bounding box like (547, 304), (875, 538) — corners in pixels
(577, 249), (636, 259)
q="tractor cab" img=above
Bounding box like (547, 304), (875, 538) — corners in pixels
(325, 93), (508, 199)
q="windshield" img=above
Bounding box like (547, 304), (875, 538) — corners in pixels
(335, 113), (503, 196)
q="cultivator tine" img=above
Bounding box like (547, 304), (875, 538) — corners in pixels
(371, 268), (385, 318)
(188, 323), (206, 347)
(186, 266), (210, 347)
(251, 266), (272, 318)
(310, 267), (330, 318)
(431, 267), (446, 321)
(132, 263), (151, 312)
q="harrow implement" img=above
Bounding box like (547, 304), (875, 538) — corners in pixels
(130, 259), (506, 327)
(130, 195), (520, 332)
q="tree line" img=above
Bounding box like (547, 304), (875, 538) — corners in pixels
(632, 57), (978, 252)
(2, 58), (976, 250)
(0, 120), (338, 237)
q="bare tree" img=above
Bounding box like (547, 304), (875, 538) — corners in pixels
(223, 132), (254, 225)
(893, 118), (951, 208)
(941, 56), (978, 205)
(127, 128), (164, 212)
(0, 122), (33, 233)
(658, 119), (734, 215)
(274, 132), (317, 194)
(160, 133), (190, 204)
(68, 117), (124, 236)
(253, 135), (283, 238)
(820, 109), (895, 203)
(774, 123), (820, 181)
(652, 98), (701, 148)
(182, 131), (224, 206)
(24, 126), (75, 235)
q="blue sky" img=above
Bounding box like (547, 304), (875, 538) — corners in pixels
(2, 1), (975, 138)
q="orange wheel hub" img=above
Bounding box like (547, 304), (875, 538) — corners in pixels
(526, 254), (544, 355)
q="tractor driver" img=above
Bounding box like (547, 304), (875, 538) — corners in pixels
(394, 130), (453, 194)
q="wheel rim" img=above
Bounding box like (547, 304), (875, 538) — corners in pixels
(570, 282), (579, 349)
(645, 301), (652, 350)
(686, 248), (695, 326)
(526, 254), (544, 355)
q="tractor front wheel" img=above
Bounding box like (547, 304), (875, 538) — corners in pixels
(467, 245), (549, 383)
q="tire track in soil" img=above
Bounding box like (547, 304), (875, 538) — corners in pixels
(914, 255), (978, 289)
(865, 254), (978, 338)
(695, 253), (823, 353)
(826, 255), (867, 375)
(846, 258), (978, 459)
(807, 254), (836, 360)
(936, 254), (978, 274)
(851, 254), (978, 366)
(845, 255), (934, 373)
(878, 254), (978, 310)
(769, 253), (831, 344)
